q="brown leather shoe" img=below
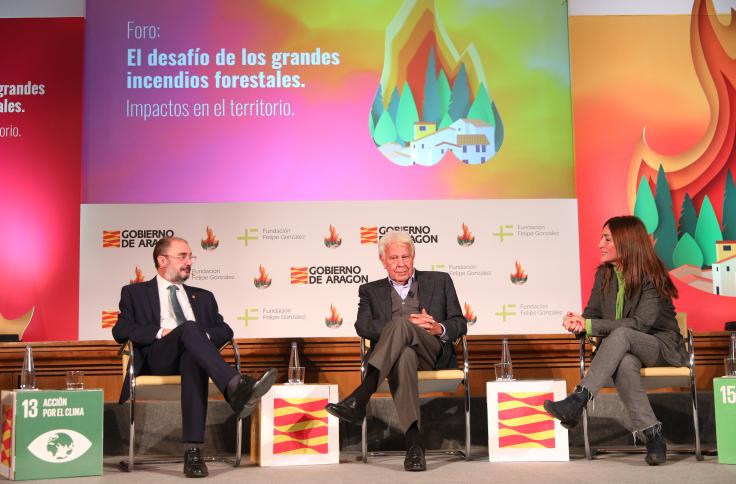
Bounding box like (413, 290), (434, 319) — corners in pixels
(183, 447), (208, 478)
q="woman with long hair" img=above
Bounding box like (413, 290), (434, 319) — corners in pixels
(544, 215), (688, 465)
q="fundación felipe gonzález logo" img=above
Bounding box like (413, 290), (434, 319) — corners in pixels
(27, 429), (93, 463)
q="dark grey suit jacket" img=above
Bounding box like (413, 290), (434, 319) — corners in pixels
(354, 269), (467, 369)
(583, 266), (688, 367)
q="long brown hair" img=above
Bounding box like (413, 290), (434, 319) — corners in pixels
(601, 216), (678, 299)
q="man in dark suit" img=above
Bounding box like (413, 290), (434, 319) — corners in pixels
(112, 236), (277, 478)
(325, 230), (466, 471)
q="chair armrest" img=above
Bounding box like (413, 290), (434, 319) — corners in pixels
(687, 329), (695, 369)
(223, 338), (241, 372)
(579, 336), (586, 380)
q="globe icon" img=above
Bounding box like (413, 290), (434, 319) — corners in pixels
(46, 432), (74, 459)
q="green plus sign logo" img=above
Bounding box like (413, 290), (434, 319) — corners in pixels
(237, 308), (259, 327)
(237, 228), (259, 247)
(495, 304), (517, 322)
(492, 225), (514, 242)
(431, 263), (446, 271)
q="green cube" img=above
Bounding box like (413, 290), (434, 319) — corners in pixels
(714, 378), (736, 464)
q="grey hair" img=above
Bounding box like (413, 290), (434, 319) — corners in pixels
(378, 230), (415, 258)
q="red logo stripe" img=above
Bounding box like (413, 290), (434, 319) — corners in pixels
(274, 398), (328, 412)
(273, 441), (328, 454)
(498, 392), (553, 406)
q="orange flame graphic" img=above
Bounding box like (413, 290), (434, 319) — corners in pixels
(325, 305), (343, 328)
(457, 223), (475, 246)
(130, 266), (145, 284)
(201, 225), (219, 251)
(463, 302), (477, 325)
(510, 261), (528, 285)
(254, 265), (272, 289)
(324, 225), (342, 248)
(628, 0), (736, 221)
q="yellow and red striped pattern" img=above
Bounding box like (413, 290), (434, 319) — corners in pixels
(1, 404), (12, 467)
(273, 398), (328, 455)
(290, 267), (308, 284)
(497, 392), (555, 448)
(102, 311), (119, 329)
(102, 230), (121, 247)
(360, 227), (378, 244)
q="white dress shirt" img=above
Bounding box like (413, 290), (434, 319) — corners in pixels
(155, 274), (196, 339)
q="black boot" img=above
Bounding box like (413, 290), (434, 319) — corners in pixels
(642, 424), (667, 466)
(543, 386), (590, 429)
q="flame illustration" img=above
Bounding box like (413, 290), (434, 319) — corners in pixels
(130, 266), (145, 284)
(463, 302), (477, 325)
(324, 225), (342, 248)
(628, 0), (736, 221)
(201, 225), (219, 251)
(254, 265), (272, 289)
(457, 223), (475, 246)
(510, 261), (528, 285)
(370, 0), (502, 166)
(325, 305), (343, 328)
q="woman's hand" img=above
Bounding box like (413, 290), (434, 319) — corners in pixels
(562, 312), (585, 334)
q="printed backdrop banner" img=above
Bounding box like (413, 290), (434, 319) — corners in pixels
(79, 200), (580, 339)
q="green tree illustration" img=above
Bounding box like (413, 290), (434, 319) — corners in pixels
(448, 64), (470, 121)
(723, 169), (736, 240)
(467, 82), (494, 126)
(672, 233), (704, 268)
(694, 195), (723, 266)
(633, 177), (658, 233)
(373, 110), (398, 146)
(395, 82), (419, 145)
(653, 165), (678, 269)
(492, 101), (504, 149)
(679, 193), (698, 239)
(387, 87), (400, 122)
(371, 84), (383, 127)
(369, 110), (375, 139)
(438, 112), (453, 129)
(422, 47), (441, 124)
(437, 70), (451, 123)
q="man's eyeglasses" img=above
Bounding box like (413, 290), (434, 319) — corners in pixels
(163, 253), (197, 262)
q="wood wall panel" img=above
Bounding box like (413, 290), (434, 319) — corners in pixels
(0, 332), (730, 401)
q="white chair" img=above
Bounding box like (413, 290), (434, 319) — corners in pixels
(0, 307), (33, 342)
(579, 313), (702, 460)
(359, 336), (471, 462)
(118, 339), (244, 470)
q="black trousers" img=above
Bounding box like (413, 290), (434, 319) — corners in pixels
(142, 322), (239, 443)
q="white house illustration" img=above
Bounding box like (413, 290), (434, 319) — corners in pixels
(712, 241), (736, 296)
(410, 118), (495, 166)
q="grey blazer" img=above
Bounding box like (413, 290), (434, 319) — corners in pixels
(354, 270), (467, 369)
(583, 266), (689, 367)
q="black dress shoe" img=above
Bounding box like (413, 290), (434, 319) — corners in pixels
(183, 447), (208, 478)
(404, 445), (426, 472)
(324, 396), (366, 423)
(227, 368), (278, 419)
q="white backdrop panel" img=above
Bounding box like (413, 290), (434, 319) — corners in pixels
(79, 200), (581, 340)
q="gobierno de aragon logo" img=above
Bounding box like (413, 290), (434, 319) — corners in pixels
(360, 225), (438, 244)
(102, 229), (175, 248)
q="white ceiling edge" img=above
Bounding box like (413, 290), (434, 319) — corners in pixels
(569, 0), (735, 16)
(0, 0), (84, 19)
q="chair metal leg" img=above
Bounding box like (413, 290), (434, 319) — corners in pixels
(234, 416), (243, 466)
(582, 406), (592, 460)
(361, 416), (368, 463)
(690, 379), (702, 460)
(463, 376), (471, 460)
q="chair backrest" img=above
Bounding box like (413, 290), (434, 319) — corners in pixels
(0, 307), (34, 341)
(675, 312), (687, 340)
